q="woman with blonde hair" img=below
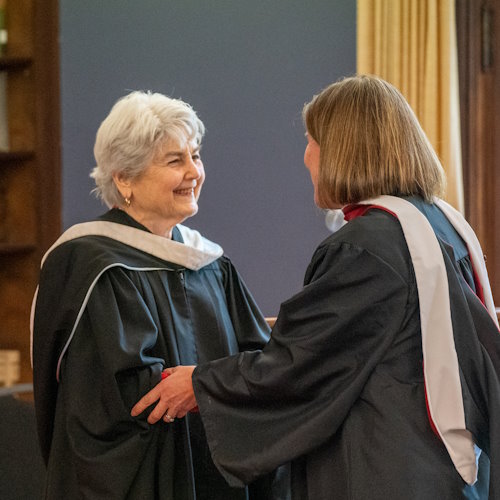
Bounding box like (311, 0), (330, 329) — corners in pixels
(133, 76), (500, 499)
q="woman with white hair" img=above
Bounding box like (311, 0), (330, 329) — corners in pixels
(31, 91), (288, 499)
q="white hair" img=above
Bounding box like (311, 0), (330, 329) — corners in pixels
(91, 90), (205, 207)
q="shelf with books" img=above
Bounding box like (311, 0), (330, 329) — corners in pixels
(0, 0), (60, 384)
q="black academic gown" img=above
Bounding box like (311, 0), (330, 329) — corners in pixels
(32, 209), (288, 500)
(192, 198), (500, 499)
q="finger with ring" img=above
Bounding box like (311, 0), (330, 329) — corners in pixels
(164, 413), (175, 423)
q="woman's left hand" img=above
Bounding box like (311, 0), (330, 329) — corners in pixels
(131, 365), (197, 424)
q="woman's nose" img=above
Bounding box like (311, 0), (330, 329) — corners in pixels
(186, 157), (201, 178)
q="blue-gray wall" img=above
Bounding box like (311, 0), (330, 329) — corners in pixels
(60, 1), (356, 316)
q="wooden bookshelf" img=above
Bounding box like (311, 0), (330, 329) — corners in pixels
(0, 0), (61, 384)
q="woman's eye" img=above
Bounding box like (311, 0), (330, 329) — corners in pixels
(167, 158), (180, 165)
(192, 154), (200, 161)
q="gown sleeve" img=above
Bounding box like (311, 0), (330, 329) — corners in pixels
(55, 267), (166, 499)
(221, 257), (272, 350)
(193, 241), (411, 487)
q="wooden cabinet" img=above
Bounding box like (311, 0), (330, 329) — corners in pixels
(0, 0), (60, 384)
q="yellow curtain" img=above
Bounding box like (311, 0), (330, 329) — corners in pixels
(357, 0), (464, 212)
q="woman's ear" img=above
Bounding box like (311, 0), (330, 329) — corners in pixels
(112, 171), (132, 199)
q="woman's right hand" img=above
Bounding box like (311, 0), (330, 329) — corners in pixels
(130, 365), (197, 424)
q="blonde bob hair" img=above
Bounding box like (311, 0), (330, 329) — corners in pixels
(91, 90), (205, 207)
(302, 75), (445, 207)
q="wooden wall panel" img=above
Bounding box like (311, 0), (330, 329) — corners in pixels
(457, 0), (500, 306)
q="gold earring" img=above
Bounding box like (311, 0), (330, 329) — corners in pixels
(124, 196), (131, 208)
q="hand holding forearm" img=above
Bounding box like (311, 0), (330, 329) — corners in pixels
(131, 365), (197, 424)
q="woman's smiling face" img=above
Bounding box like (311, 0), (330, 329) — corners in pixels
(117, 136), (205, 237)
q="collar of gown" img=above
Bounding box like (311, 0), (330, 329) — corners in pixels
(40, 221), (224, 271)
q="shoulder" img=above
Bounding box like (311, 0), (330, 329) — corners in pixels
(39, 224), (169, 293)
(319, 209), (407, 257)
(307, 210), (412, 284)
(41, 231), (126, 274)
(194, 254), (235, 279)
